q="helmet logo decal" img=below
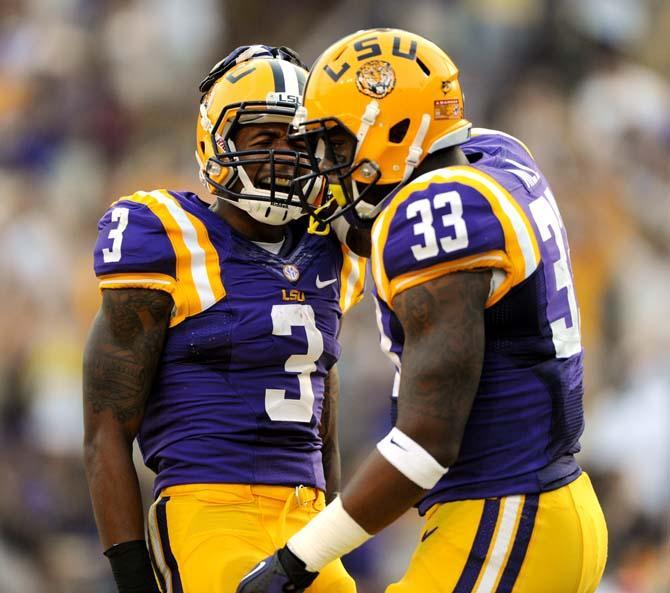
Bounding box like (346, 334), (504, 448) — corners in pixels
(226, 66), (256, 84)
(434, 99), (461, 120)
(355, 60), (396, 99)
(282, 264), (300, 282)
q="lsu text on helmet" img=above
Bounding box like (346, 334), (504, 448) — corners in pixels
(196, 56), (325, 225)
(291, 28), (471, 223)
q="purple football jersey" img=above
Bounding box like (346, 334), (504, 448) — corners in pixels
(94, 190), (365, 495)
(371, 129), (584, 512)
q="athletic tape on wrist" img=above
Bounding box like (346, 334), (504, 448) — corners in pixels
(286, 497), (371, 572)
(376, 427), (448, 489)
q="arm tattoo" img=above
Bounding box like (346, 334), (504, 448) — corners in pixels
(83, 289), (172, 425)
(393, 271), (490, 431)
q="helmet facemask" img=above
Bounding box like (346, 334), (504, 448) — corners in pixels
(200, 99), (326, 226)
(289, 116), (385, 227)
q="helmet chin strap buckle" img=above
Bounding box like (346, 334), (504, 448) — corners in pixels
(291, 105), (308, 132)
(403, 113), (431, 182)
(199, 104), (213, 133)
(354, 100), (381, 160)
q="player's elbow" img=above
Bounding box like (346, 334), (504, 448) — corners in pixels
(83, 419), (134, 474)
(396, 419), (462, 468)
(425, 438), (461, 469)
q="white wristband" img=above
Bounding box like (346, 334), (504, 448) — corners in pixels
(376, 427), (448, 490)
(286, 497), (371, 572)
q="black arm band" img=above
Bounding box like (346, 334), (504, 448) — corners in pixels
(104, 540), (160, 593)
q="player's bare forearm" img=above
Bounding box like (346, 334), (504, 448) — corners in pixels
(320, 365), (341, 502)
(83, 288), (172, 549)
(340, 449), (425, 533)
(341, 271), (490, 533)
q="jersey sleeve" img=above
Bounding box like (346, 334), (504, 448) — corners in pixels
(94, 198), (178, 293)
(370, 166), (540, 308)
(338, 244), (366, 314)
(93, 189), (226, 327)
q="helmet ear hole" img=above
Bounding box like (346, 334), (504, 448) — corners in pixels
(199, 141), (206, 155)
(389, 118), (411, 144)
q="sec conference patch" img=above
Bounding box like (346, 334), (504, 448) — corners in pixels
(282, 264), (300, 282)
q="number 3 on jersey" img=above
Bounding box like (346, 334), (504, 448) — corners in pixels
(529, 189), (581, 358)
(407, 190), (469, 260)
(102, 206), (129, 263)
(265, 304), (324, 422)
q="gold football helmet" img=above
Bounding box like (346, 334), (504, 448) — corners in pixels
(291, 28), (471, 222)
(196, 55), (325, 225)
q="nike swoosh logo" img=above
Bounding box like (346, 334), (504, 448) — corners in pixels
(316, 275), (337, 289)
(421, 526), (438, 542)
(390, 437), (407, 451)
(241, 560), (266, 581)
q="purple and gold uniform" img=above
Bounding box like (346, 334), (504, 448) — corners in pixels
(371, 130), (607, 593)
(94, 189), (363, 592)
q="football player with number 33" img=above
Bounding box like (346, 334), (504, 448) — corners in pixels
(237, 29), (608, 593)
(83, 46), (362, 593)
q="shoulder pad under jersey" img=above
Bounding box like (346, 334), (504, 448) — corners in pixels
(93, 189), (225, 326)
(370, 166), (540, 308)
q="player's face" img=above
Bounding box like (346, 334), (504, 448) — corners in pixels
(319, 124), (357, 173)
(231, 122), (311, 194)
(290, 117), (383, 226)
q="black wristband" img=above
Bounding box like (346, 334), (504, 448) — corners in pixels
(277, 546), (319, 589)
(104, 540), (160, 593)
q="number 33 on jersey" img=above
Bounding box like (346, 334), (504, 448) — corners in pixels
(372, 130), (581, 361)
(371, 129), (585, 507)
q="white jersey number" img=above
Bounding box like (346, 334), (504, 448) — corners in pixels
(529, 189), (581, 358)
(102, 207), (129, 263)
(407, 191), (469, 261)
(265, 304), (324, 422)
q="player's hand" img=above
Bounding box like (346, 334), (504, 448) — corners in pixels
(236, 546), (318, 593)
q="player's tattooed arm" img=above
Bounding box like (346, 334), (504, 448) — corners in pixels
(84, 289), (171, 424)
(83, 288), (172, 549)
(392, 271), (490, 461)
(320, 365), (342, 503)
(339, 270), (491, 534)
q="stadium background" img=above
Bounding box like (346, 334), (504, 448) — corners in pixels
(0, 0), (668, 591)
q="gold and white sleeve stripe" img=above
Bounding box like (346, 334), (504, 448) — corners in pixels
(339, 245), (366, 314)
(371, 167), (539, 308)
(99, 189), (225, 326)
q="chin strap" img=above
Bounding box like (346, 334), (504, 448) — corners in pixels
(291, 105), (308, 132)
(402, 113), (431, 182)
(199, 103), (214, 133)
(354, 100), (381, 161)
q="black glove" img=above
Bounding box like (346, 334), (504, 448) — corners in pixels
(236, 546), (318, 593)
(104, 540), (160, 593)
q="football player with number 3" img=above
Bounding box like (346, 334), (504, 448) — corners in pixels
(237, 29), (608, 593)
(83, 45), (362, 593)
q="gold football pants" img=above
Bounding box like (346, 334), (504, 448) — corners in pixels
(147, 483), (355, 593)
(387, 472), (607, 593)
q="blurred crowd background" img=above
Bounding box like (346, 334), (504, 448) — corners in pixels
(0, 0), (668, 591)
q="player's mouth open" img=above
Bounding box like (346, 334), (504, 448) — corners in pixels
(257, 175), (293, 190)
